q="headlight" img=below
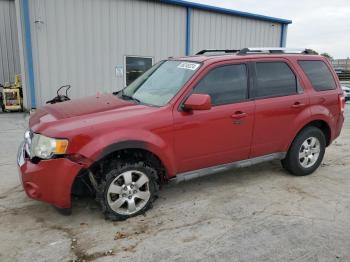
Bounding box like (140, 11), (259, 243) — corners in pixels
(31, 134), (68, 159)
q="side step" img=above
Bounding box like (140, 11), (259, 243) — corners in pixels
(173, 152), (286, 183)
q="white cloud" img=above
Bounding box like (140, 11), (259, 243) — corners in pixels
(190, 0), (350, 58)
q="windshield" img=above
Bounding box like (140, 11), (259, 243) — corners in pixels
(121, 60), (201, 106)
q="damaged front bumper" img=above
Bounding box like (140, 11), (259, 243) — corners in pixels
(17, 142), (82, 209)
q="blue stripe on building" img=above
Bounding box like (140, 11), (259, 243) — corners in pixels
(23, 0), (36, 108)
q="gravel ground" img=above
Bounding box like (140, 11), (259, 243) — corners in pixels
(0, 105), (349, 262)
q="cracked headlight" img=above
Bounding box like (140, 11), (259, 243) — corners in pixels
(31, 134), (68, 159)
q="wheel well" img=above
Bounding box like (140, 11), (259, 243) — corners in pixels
(101, 148), (165, 177)
(302, 120), (331, 146)
(71, 148), (167, 196)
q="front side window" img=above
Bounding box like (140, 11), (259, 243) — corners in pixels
(298, 60), (336, 91)
(194, 64), (248, 106)
(253, 62), (297, 98)
(122, 60), (201, 106)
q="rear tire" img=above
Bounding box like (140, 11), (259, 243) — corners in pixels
(98, 161), (159, 221)
(282, 126), (326, 176)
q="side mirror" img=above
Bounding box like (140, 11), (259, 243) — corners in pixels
(183, 93), (212, 111)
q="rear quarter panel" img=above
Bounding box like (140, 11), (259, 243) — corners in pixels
(283, 56), (344, 149)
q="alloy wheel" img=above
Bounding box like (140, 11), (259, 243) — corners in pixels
(107, 170), (151, 215)
(298, 136), (321, 168)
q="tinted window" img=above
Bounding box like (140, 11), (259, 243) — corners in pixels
(299, 61), (336, 91)
(194, 64), (248, 106)
(254, 62), (297, 98)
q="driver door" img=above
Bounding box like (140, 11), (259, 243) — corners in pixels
(173, 62), (255, 173)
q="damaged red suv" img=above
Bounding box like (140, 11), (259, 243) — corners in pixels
(17, 48), (345, 220)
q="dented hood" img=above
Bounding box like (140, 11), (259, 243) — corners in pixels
(29, 93), (134, 127)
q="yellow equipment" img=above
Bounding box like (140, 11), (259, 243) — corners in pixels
(1, 75), (23, 112)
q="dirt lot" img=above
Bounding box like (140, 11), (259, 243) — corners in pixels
(0, 105), (349, 262)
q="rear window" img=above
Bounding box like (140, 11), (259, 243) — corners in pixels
(299, 60), (336, 91)
(253, 62), (297, 98)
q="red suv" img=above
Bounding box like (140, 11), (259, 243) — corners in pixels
(17, 48), (345, 220)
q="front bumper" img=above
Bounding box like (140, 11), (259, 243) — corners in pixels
(17, 142), (82, 209)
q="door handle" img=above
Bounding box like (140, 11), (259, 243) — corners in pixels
(231, 111), (247, 119)
(291, 102), (305, 108)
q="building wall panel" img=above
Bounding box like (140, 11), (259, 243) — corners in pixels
(29, 0), (186, 106)
(0, 0), (20, 84)
(26, 0), (285, 107)
(191, 9), (282, 54)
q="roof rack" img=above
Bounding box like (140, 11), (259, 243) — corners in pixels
(237, 48), (317, 55)
(195, 48), (318, 56)
(196, 49), (240, 55)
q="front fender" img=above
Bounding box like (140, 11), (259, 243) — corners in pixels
(69, 129), (176, 177)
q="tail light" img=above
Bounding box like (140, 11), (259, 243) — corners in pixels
(339, 94), (345, 114)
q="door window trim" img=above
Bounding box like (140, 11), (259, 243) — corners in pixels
(179, 62), (251, 110)
(124, 55), (154, 87)
(250, 60), (303, 100)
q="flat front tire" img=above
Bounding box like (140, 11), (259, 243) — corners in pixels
(98, 161), (159, 221)
(282, 126), (326, 176)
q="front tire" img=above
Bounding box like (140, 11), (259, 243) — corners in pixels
(99, 161), (159, 221)
(282, 126), (326, 176)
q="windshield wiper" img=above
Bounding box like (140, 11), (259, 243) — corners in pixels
(118, 90), (141, 103)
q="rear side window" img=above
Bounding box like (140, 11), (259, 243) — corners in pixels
(299, 61), (336, 91)
(253, 62), (297, 98)
(194, 64), (248, 106)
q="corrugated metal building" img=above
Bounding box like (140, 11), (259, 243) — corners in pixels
(332, 58), (350, 71)
(11, 0), (292, 109)
(0, 0), (20, 84)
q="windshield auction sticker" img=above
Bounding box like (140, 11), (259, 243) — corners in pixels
(177, 62), (200, 71)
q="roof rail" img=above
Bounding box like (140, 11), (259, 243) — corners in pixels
(237, 47), (317, 55)
(196, 49), (240, 55)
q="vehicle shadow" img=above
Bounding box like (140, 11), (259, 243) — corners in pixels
(70, 160), (292, 218)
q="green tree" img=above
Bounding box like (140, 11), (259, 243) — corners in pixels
(305, 49), (319, 55)
(321, 53), (333, 61)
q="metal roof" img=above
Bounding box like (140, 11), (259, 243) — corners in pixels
(160, 0), (292, 24)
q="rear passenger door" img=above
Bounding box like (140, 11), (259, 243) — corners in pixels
(250, 59), (310, 157)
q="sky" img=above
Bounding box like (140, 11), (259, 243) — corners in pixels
(191, 0), (350, 59)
